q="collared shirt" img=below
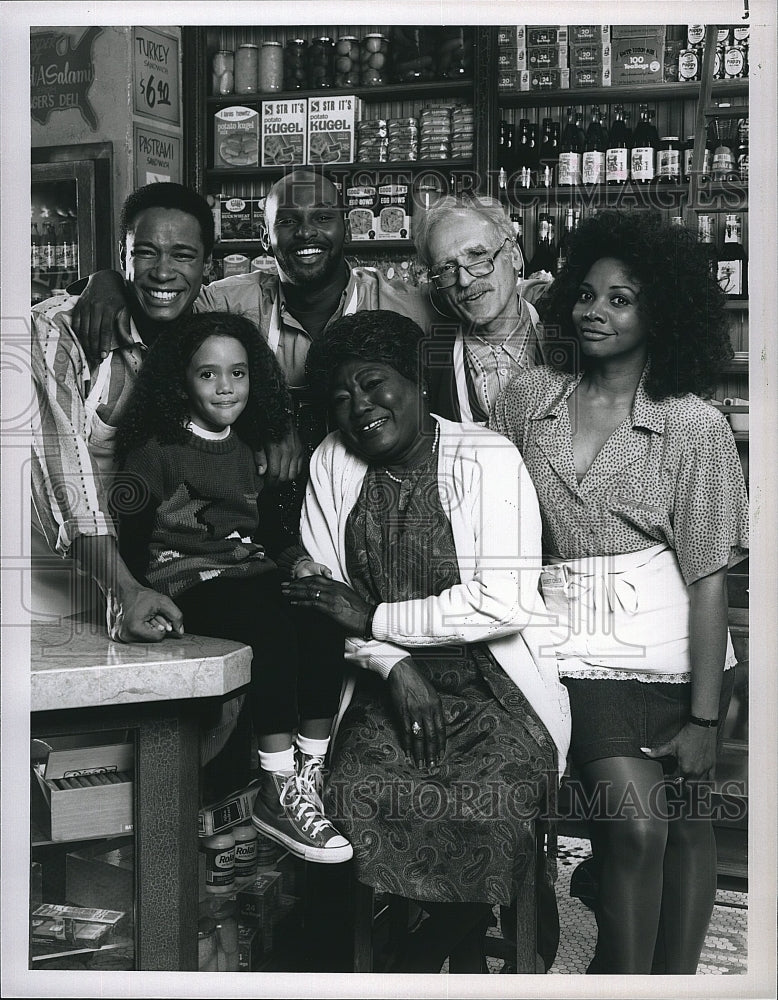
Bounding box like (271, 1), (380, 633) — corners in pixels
(491, 364), (749, 585)
(196, 265), (437, 388)
(31, 291), (147, 555)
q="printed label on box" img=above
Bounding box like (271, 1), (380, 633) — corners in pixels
(527, 44), (569, 70)
(261, 98), (307, 166)
(307, 95), (361, 165)
(611, 35), (665, 84)
(214, 106), (259, 168)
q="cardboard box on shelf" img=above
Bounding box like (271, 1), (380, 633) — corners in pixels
(31, 904), (126, 950)
(31, 741), (133, 842)
(526, 26), (568, 47)
(213, 106), (260, 169)
(569, 42), (612, 68)
(522, 68), (570, 90)
(497, 47), (526, 71)
(527, 44), (569, 70)
(238, 923), (262, 970)
(198, 779), (261, 838)
(306, 95), (362, 166)
(498, 26), (526, 47)
(571, 65), (612, 88)
(497, 69), (521, 93)
(610, 25), (667, 41)
(568, 25), (610, 44)
(219, 197), (264, 241)
(261, 97), (307, 167)
(237, 871), (282, 938)
(611, 32), (666, 85)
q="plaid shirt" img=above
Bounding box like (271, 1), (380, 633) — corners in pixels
(31, 291), (147, 556)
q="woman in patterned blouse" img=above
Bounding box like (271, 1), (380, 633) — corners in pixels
(491, 211), (748, 975)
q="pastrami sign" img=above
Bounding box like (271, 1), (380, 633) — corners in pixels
(30, 27), (102, 129)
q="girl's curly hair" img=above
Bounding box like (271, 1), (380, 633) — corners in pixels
(115, 312), (293, 465)
(538, 210), (732, 399)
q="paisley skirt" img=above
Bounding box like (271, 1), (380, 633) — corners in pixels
(324, 643), (555, 905)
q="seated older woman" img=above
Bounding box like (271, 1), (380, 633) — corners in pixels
(281, 309), (570, 972)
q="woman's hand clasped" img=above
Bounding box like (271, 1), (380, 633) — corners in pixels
(281, 575), (373, 636)
(387, 657), (447, 769)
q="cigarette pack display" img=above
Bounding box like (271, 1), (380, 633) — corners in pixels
(198, 779), (261, 837)
(527, 44), (569, 70)
(261, 98), (307, 166)
(306, 95), (362, 165)
(526, 26), (568, 47)
(568, 25), (610, 44)
(213, 106), (260, 168)
(31, 741), (133, 841)
(611, 32), (665, 84)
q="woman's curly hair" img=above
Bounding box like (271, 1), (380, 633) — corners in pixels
(538, 210), (732, 399)
(115, 312), (293, 465)
(305, 309), (428, 404)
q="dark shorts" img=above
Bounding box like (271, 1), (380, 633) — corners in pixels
(562, 668), (736, 772)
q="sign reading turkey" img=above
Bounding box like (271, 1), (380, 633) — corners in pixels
(30, 28), (102, 129)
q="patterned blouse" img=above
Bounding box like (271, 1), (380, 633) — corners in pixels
(491, 365), (748, 585)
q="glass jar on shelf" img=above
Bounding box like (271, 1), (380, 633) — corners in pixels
(437, 27), (472, 79)
(234, 43), (259, 95)
(283, 38), (307, 90)
(212, 50), (234, 96)
(390, 26), (437, 83)
(307, 36), (335, 89)
(334, 36), (360, 88)
(360, 34), (391, 87)
(259, 41), (283, 93)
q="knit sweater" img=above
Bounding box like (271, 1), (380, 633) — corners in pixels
(119, 431), (287, 598)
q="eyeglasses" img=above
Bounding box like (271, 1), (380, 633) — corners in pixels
(428, 237), (513, 290)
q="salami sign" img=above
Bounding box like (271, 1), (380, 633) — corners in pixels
(133, 27), (180, 126)
(30, 27), (102, 129)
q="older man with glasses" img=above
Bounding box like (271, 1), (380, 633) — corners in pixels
(414, 196), (550, 424)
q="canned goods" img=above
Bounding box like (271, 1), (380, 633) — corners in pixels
(307, 36), (334, 89)
(334, 36), (360, 87)
(234, 43), (259, 95)
(212, 50), (234, 96)
(283, 38), (307, 90)
(259, 41), (283, 92)
(360, 34), (390, 87)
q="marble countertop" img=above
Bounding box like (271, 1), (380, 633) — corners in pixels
(30, 622), (252, 712)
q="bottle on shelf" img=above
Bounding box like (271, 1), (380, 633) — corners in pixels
(630, 105), (659, 184)
(526, 210), (556, 277)
(31, 222), (42, 273)
(714, 27), (730, 80)
(537, 117), (558, 188)
(558, 106), (584, 187)
(736, 118), (749, 183)
(605, 104), (631, 185)
(515, 118), (532, 189)
(498, 121), (513, 175)
(54, 222), (68, 271)
(724, 36), (747, 79)
(711, 121), (738, 182)
(657, 136), (682, 184)
(556, 207), (580, 272)
(717, 212), (747, 298)
(61, 218), (79, 273)
(41, 222), (57, 272)
(696, 213), (718, 279)
(526, 122), (539, 188)
(582, 105), (607, 186)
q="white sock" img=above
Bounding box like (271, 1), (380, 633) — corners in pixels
(296, 734), (330, 758)
(259, 747), (295, 774)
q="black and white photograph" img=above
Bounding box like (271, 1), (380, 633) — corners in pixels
(1, 2), (776, 997)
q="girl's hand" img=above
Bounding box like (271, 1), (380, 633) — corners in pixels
(642, 723), (717, 781)
(386, 657), (447, 769)
(281, 575), (373, 635)
(292, 558), (332, 580)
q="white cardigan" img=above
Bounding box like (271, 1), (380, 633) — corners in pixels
(300, 414), (571, 775)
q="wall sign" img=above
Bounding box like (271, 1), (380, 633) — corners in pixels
(30, 27), (102, 130)
(132, 27), (180, 126)
(134, 125), (182, 187)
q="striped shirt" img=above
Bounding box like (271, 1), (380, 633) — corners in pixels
(31, 291), (147, 556)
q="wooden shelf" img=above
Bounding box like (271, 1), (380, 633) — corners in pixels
(213, 239), (416, 256)
(207, 159), (473, 180)
(506, 181), (690, 206)
(498, 78), (748, 110)
(206, 78), (474, 106)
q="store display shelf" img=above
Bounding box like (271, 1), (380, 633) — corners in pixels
(725, 299), (749, 310)
(212, 239), (416, 255)
(498, 78), (748, 110)
(206, 78), (474, 106)
(207, 159), (473, 180)
(506, 182), (690, 204)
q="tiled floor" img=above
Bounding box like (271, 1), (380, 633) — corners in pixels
(483, 835), (748, 976)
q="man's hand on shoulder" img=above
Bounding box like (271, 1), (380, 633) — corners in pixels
(256, 424), (306, 487)
(107, 585), (184, 643)
(70, 270), (133, 362)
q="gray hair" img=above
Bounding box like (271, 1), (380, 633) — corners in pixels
(413, 195), (514, 267)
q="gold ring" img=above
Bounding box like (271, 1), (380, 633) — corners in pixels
(411, 721), (422, 737)
(314, 590), (321, 600)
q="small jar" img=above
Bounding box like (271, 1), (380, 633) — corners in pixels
(678, 47), (700, 82)
(201, 831), (235, 894)
(232, 822), (258, 884)
(657, 137), (682, 183)
(360, 34), (390, 87)
(334, 36), (360, 87)
(306, 36), (335, 89)
(259, 41), (284, 92)
(198, 917), (218, 971)
(234, 43), (259, 95)
(284, 38), (307, 90)
(212, 50), (234, 96)
(438, 27), (472, 79)
(391, 27), (436, 83)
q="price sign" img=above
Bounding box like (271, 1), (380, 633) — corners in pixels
(132, 27), (180, 126)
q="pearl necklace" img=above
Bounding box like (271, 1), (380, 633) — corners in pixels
(382, 423), (440, 510)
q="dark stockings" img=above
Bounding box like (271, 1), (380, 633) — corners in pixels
(395, 900), (493, 973)
(581, 755), (716, 975)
